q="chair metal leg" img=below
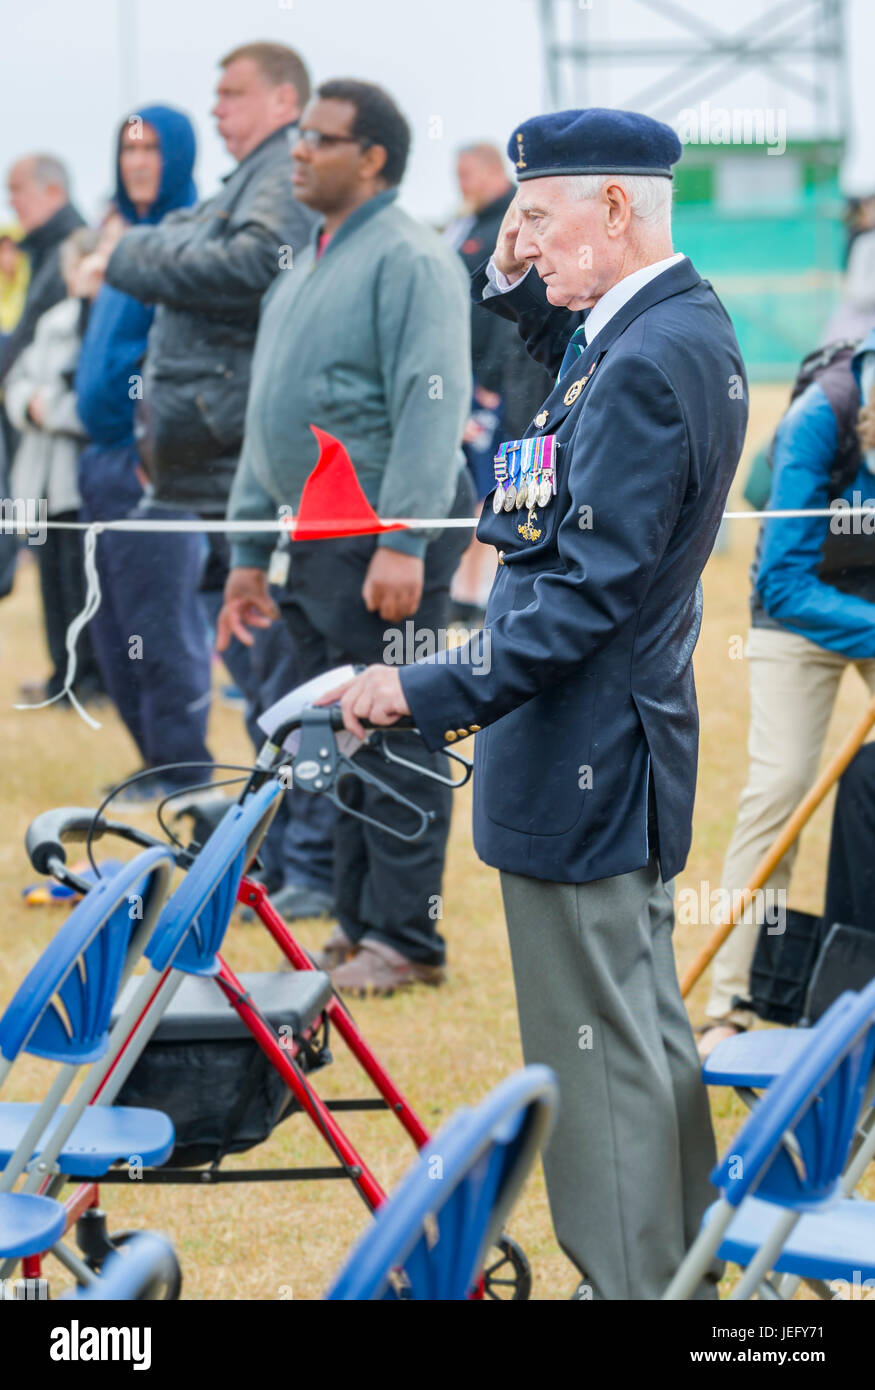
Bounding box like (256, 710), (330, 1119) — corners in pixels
(663, 1200), (734, 1300)
(729, 1206), (799, 1300)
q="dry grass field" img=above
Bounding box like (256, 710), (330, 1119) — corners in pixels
(1, 381), (872, 1300)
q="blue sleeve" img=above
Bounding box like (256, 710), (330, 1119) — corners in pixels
(756, 382), (875, 658)
(470, 258), (585, 377)
(74, 286), (154, 447)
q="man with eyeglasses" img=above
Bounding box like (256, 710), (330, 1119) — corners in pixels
(218, 79), (473, 994)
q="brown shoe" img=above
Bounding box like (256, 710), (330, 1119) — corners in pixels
(330, 938), (446, 996)
(310, 925), (359, 971)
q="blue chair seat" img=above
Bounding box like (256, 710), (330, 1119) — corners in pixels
(702, 1027), (816, 1088)
(0, 1103), (174, 1178)
(706, 1195), (875, 1283)
(0, 1192), (66, 1257)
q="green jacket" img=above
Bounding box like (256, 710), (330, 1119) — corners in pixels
(228, 189), (471, 566)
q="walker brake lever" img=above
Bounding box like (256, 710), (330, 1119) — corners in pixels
(291, 708), (433, 843)
(368, 726), (473, 788)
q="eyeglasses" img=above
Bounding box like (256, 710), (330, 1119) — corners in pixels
(287, 126), (372, 153)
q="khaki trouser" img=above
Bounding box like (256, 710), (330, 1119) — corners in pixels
(501, 859), (721, 1299)
(706, 626), (875, 1027)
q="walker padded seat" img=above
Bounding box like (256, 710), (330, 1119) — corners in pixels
(111, 969), (333, 1042)
(0, 1102), (174, 1178)
(706, 1194), (875, 1282)
(0, 1192), (66, 1257)
(702, 1026), (818, 1088)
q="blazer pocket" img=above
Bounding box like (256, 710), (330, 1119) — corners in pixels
(479, 672), (597, 836)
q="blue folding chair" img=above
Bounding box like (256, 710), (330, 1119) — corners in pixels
(95, 779), (285, 1109)
(2, 783), (285, 1288)
(65, 1232), (181, 1301)
(665, 979), (875, 1299)
(325, 1065), (558, 1300)
(0, 848), (175, 1278)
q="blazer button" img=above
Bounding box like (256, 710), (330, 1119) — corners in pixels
(456, 729), (468, 739)
(444, 730), (458, 742)
(497, 551), (505, 564)
(470, 724), (481, 732)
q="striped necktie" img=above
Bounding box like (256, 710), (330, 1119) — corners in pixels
(557, 322), (588, 384)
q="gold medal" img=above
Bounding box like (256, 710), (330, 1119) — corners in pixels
(564, 378), (585, 406)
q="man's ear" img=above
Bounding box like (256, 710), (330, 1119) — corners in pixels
(603, 182), (632, 238)
(275, 82), (301, 123)
(361, 142), (389, 183)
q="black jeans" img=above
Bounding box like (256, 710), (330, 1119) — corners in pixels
(824, 742), (875, 930)
(281, 471), (474, 966)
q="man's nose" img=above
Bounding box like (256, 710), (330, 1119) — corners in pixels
(515, 225), (537, 261)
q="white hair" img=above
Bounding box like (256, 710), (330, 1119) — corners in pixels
(559, 173), (672, 227)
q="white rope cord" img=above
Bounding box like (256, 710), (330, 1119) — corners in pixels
(6, 506), (874, 729)
(5, 505), (875, 531)
(14, 525), (104, 729)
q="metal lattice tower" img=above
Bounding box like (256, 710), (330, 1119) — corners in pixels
(537, 0), (849, 147)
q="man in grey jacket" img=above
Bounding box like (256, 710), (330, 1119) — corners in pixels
(218, 80), (473, 993)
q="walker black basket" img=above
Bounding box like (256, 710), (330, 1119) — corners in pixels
(804, 922), (875, 1023)
(748, 906), (825, 1025)
(112, 970), (331, 1168)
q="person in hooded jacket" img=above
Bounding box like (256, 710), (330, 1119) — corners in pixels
(75, 105), (201, 802)
(698, 328), (875, 1056)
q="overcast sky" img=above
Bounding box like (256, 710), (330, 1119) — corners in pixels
(1, 0), (873, 227)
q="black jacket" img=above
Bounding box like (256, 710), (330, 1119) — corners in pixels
(105, 126), (316, 514)
(454, 190), (552, 439)
(0, 201), (85, 385)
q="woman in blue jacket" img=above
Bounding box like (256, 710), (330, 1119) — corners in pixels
(75, 105), (205, 802)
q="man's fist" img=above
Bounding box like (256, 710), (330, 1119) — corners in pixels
(216, 566), (279, 650)
(362, 547), (424, 623)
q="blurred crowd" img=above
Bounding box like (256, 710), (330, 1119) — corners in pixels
(0, 40), (549, 992)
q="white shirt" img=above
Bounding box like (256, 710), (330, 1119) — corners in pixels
(484, 251), (686, 344)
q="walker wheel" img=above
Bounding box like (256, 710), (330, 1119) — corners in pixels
(483, 1235), (531, 1300)
(87, 1228), (183, 1300)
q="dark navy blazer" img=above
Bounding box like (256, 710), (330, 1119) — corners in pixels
(401, 256), (748, 884)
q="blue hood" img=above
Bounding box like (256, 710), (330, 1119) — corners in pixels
(76, 105), (197, 447)
(113, 104), (197, 224)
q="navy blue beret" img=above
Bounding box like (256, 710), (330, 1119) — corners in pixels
(508, 107), (682, 181)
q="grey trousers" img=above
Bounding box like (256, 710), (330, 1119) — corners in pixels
(500, 856), (722, 1300)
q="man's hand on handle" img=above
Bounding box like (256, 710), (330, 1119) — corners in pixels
(315, 666), (410, 741)
(216, 566), (279, 650)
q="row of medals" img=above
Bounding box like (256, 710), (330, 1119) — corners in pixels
(493, 471), (554, 514)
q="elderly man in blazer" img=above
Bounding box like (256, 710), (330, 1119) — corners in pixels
(321, 108), (749, 1299)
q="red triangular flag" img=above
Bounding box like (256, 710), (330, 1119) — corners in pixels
(286, 426), (409, 541)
